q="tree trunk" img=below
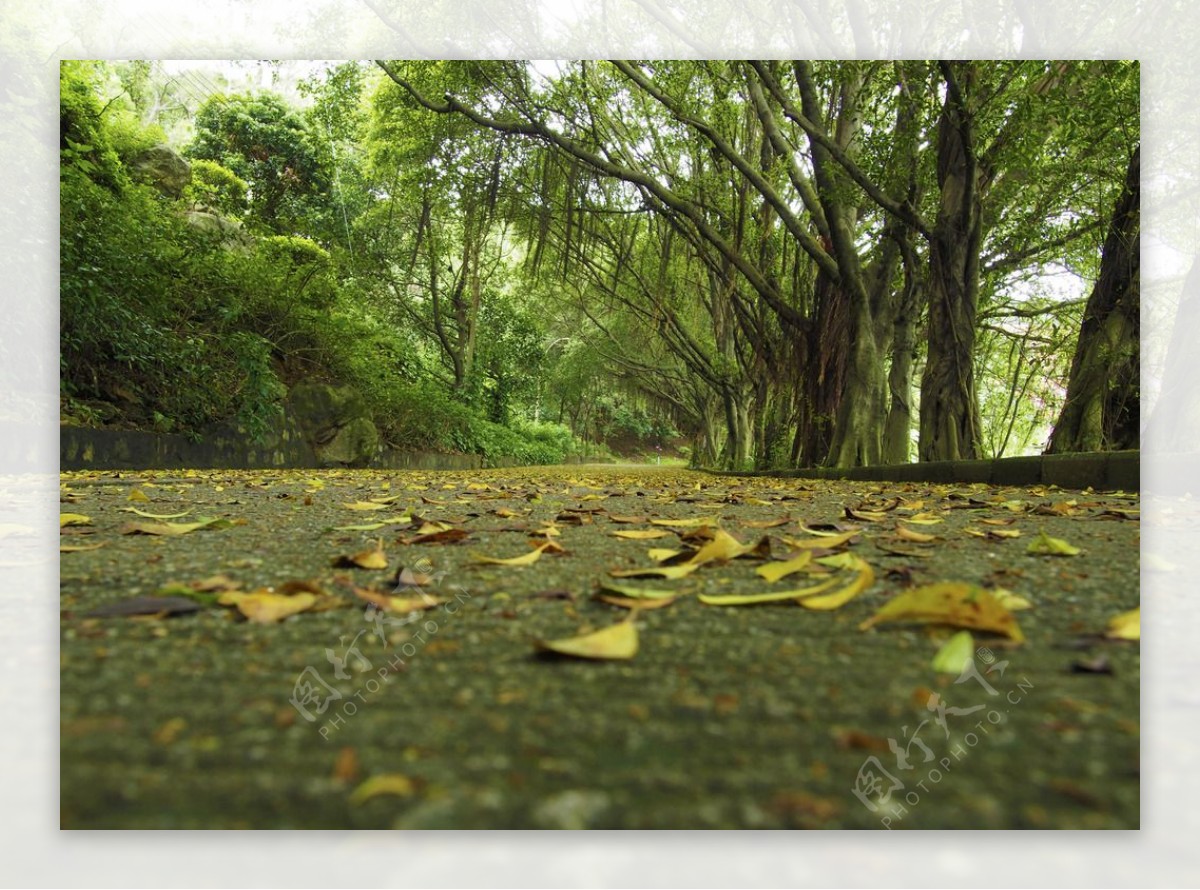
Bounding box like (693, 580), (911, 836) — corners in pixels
(919, 64), (983, 462)
(882, 305), (917, 463)
(1047, 146), (1140, 453)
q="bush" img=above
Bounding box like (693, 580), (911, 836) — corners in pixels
(184, 159), (248, 216)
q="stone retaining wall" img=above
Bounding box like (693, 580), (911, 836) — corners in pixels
(709, 450), (1138, 491)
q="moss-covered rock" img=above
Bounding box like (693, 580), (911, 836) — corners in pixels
(288, 381), (378, 466)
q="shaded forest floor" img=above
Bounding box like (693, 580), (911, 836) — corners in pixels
(60, 465), (1139, 829)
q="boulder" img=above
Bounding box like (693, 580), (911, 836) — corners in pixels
(183, 209), (253, 250)
(129, 144), (191, 197)
(288, 381), (379, 466)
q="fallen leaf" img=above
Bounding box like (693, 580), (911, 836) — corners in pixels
(687, 529), (758, 566)
(755, 552), (813, 583)
(896, 525), (937, 544)
(332, 540), (389, 570)
(990, 588), (1033, 611)
(350, 586), (445, 613)
(342, 501), (390, 511)
(931, 630), (975, 674)
(647, 547), (691, 563)
(60, 542), (106, 553)
(118, 507), (192, 519)
(779, 530), (860, 550)
(534, 619), (638, 660)
(611, 529), (672, 540)
(698, 576), (841, 606)
(858, 582), (1024, 642)
(800, 558), (875, 610)
(217, 589), (316, 624)
(59, 513), (93, 527)
(128, 488), (151, 503)
(119, 517), (239, 536)
(402, 528), (470, 545)
(597, 582), (680, 600)
(608, 514), (649, 524)
(649, 517), (712, 528)
(473, 542), (552, 566)
(901, 514), (944, 526)
(350, 774), (416, 804)
(1027, 531), (1081, 556)
(332, 747), (360, 784)
(1105, 607), (1140, 641)
(333, 517), (411, 531)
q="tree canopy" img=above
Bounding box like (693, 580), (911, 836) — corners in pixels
(59, 59), (1139, 469)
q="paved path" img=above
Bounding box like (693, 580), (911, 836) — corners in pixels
(60, 465), (1139, 828)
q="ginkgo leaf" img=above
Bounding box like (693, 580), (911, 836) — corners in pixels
(755, 551), (812, 583)
(1026, 531), (1081, 556)
(858, 582), (1024, 642)
(218, 589), (316, 624)
(351, 586), (444, 613)
(895, 525), (937, 544)
(119, 517), (239, 536)
(1105, 607), (1140, 641)
(59, 513), (92, 527)
(611, 529), (672, 540)
(990, 588), (1033, 611)
(332, 540), (389, 570)
(794, 525), (858, 538)
(648, 546), (686, 561)
(814, 552), (859, 569)
(597, 582), (679, 600)
(534, 619), (638, 660)
(350, 774), (416, 804)
(779, 530), (860, 550)
(127, 488), (151, 503)
(699, 576), (841, 606)
(118, 507), (193, 519)
(473, 543), (552, 566)
(800, 558), (875, 610)
(342, 501), (390, 511)
(609, 562), (699, 580)
(901, 514), (944, 526)
(931, 630), (975, 674)
(687, 529), (757, 565)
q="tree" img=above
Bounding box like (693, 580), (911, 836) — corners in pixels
(1047, 145), (1140, 453)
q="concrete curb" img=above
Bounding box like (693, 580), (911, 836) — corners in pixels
(704, 450), (1138, 491)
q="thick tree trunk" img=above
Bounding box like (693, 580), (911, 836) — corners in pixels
(882, 307), (917, 464)
(1047, 146), (1140, 453)
(919, 64), (983, 462)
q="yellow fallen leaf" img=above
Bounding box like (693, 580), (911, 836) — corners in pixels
(687, 529), (756, 565)
(119, 517), (238, 536)
(534, 619), (638, 660)
(60, 541), (106, 553)
(647, 548), (689, 563)
(597, 583), (679, 600)
(755, 551), (813, 583)
(800, 558), (875, 610)
(342, 501), (389, 511)
(128, 488), (151, 503)
(611, 529), (672, 540)
(609, 563), (699, 580)
(779, 530), (860, 550)
(333, 540), (389, 570)
(350, 774), (416, 804)
(858, 582), (1024, 642)
(472, 542), (552, 566)
(218, 589), (316, 624)
(649, 517), (712, 528)
(990, 588), (1033, 611)
(740, 516), (791, 529)
(699, 576), (841, 606)
(1105, 607), (1140, 641)
(901, 514), (944, 526)
(931, 630), (975, 674)
(118, 507), (193, 519)
(59, 513), (92, 527)
(1026, 531), (1081, 556)
(351, 586), (445, 613)
(333, 517), (411, 531)
(896, 525), (937, 544)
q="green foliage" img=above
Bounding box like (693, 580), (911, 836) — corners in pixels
(59, 61), (125, 190)
(185, 159), (249, 215)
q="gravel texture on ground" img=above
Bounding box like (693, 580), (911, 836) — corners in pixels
(60, 465), (1140, 829)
